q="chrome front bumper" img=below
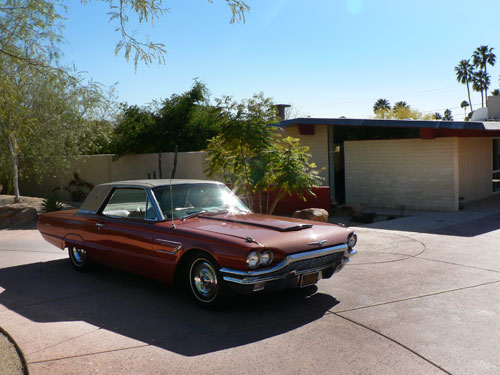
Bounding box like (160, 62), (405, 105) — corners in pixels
(219, 244), (357, 291)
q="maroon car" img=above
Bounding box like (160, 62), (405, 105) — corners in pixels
(37, 180), (357, 307)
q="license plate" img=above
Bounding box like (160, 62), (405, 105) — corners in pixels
(300, 272), (319, 287)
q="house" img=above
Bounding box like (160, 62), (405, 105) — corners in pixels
(278, 102), (500, 212)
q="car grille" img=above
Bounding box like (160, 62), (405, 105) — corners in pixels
(264, 252), (344, 279)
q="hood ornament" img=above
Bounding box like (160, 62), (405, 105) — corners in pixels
(308, 239), (328, 247)
(246, 236), (264, 247)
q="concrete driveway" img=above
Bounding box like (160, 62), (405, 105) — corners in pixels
(0, 196), (499, 374)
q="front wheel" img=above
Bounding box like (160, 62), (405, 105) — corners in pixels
(68, 246), (91, 271)
(188, 255), (227, 308)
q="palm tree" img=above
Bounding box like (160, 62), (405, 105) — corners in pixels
(443, 109), (453, 121)
(472, 45), (496, 107)
(472, 70), (490, 107)
(455, 59), (474, 110)
(373, 98), (391, 119)
(432, 112), (443, 120)
(393, 101), (409, 110)
(373, 98), (391, 112)
(460, 100), (469, 117)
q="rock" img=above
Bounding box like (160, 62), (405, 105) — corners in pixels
(334, 204), (364, 217)
(0, 207), (37, 229)
(292, 208), (329, 222)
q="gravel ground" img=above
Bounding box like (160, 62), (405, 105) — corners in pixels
(0, 330), (25, 375)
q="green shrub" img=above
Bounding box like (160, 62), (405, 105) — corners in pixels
(42, 196), (63, 212)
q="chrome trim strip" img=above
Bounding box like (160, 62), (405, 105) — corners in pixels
(308, 239), (328, 246)
(220, 244), (348, 277)
(154, 238), (182, 249)
(155, 249), (177, 255)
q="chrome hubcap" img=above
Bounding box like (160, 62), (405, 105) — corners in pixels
(72, 247), (86, 265)
(192, 260), (218, 301)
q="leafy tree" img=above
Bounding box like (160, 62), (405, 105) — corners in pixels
(472, 45), (496, 107)
(460, 100), (469, 117)
(455, 59), (475, 111)
(110, 104), (157, 156)
(391, 101), (414, 119)
(443, 109), (453, 121)
(491, 89), (500, 96)
(432, 112), (443, 120)
(205, 93), (323, 214)
(373, 101), (423, 120)
(0, 1), (250, 69)
(110, 81), (220, 156)
(0, 57), (112, 201)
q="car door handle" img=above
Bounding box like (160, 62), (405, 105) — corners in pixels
(96, 223), (106, 229)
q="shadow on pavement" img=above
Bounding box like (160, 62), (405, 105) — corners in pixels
(360, 212), (500, 237)
(0, 259), (338, 356)
(429, 214), (500, 237)
(353, 194), (500, 237)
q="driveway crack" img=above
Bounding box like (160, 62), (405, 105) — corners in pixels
(333, 313), (453, 375)
(332, 279), (500, 314)
(27, 344), (151, 365)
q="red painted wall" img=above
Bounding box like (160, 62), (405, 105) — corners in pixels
(247, 186), (331, 216)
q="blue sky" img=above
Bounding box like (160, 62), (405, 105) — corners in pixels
(61, 0), (500, 120)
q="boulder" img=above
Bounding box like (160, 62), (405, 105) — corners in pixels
(292, 208), (329, 222)
(334, 204), (364, 217)
(0, 207), (37, 229)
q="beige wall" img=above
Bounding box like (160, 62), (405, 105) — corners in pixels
(281, 125), (329, 182)
(344, 138), (460, 211)
(20, 152), (211, 200)
(458, 138), (493, 202)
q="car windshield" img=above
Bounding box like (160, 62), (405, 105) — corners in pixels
(152, 183), (250, 219)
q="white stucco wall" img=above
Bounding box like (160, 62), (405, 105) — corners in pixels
(344, 138), (459, 211)
(19, 152), (210, 200)
(281, 125), (329, 182)
(458, 138), (493, 202)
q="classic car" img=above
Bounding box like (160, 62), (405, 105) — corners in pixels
(37, 179), (357, 307)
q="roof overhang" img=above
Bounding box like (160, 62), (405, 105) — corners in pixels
(275, 118), (500, 138)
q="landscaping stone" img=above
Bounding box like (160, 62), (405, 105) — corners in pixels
(0, 207), (37, 229)
(292, 208), (329, 222)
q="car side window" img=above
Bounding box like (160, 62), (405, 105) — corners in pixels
(102, 188), (156, 220)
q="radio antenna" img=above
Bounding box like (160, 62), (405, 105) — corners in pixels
(169, 177), (176, 229)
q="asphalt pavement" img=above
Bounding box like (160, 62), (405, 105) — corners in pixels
(1, 195), (499, 374)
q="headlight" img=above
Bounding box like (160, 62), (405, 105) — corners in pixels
(260, 250), (273, 266)
(348, 233), (357, 248)
(247, 251), (261, 269)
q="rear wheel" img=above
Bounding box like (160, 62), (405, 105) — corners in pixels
(188, 255), (227, 308)
(68, 246), (91, 271)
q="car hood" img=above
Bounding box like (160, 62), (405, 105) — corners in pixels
(176, 213), (351, 254)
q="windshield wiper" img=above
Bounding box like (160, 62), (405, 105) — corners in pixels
(181, 210), (207, 221)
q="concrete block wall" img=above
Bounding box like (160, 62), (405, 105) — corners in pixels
(281, 125), (329, 183)
(458, 138), (493, 203)
(344, 138), (459, 211)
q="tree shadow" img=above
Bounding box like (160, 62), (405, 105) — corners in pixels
(0, 259), (339, 356)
